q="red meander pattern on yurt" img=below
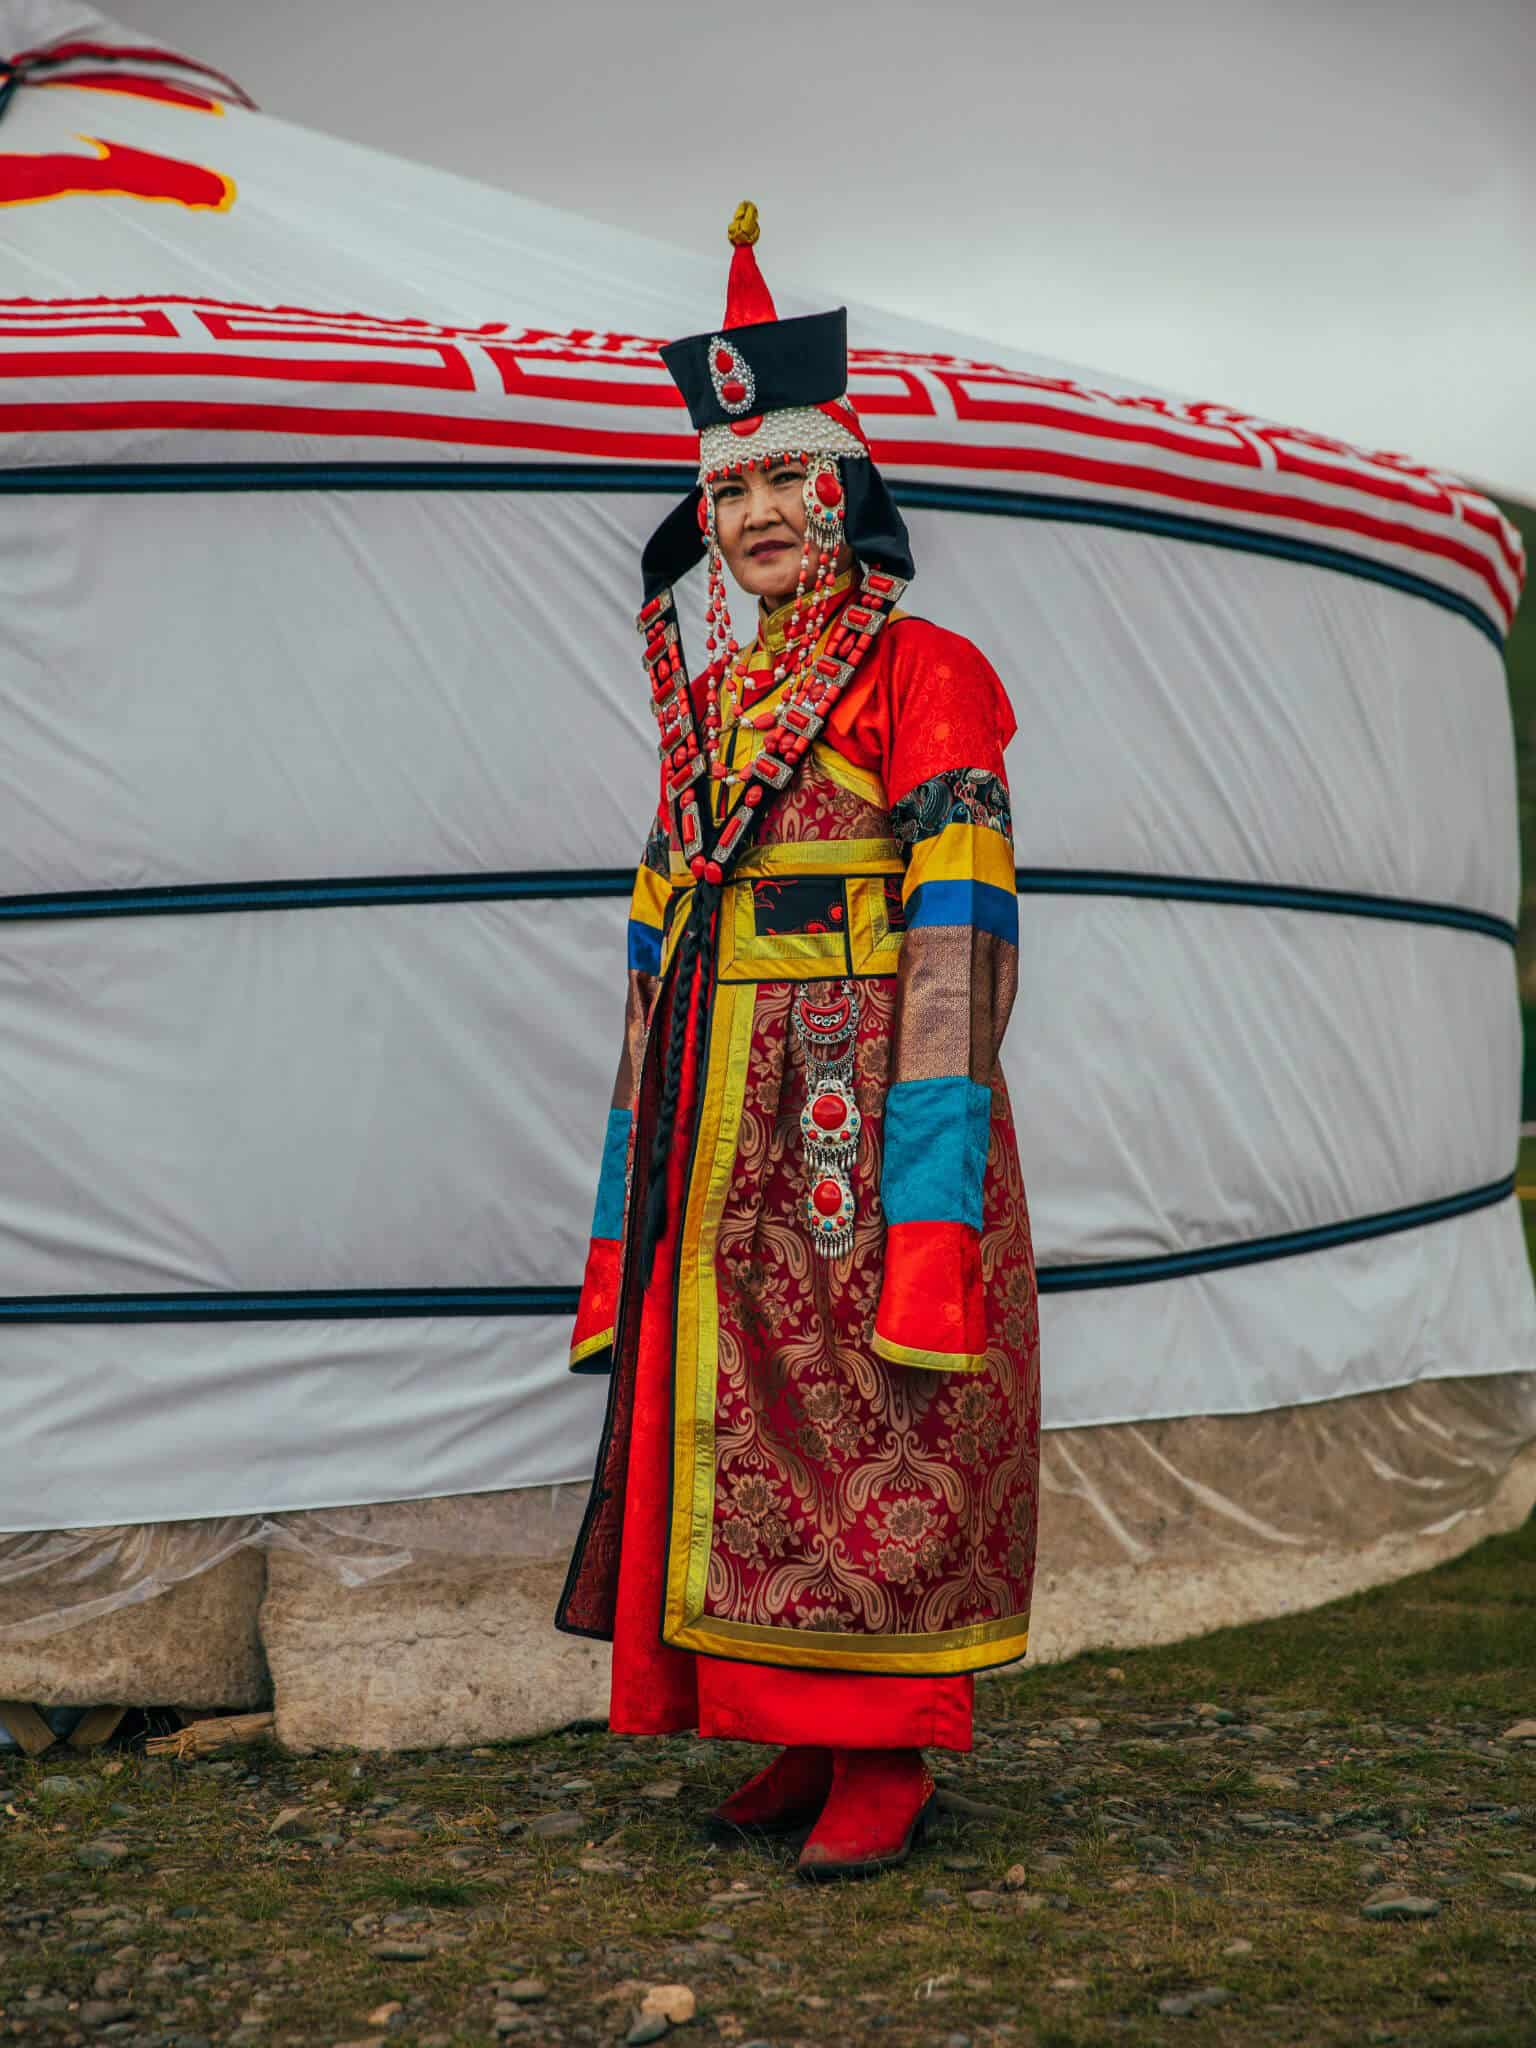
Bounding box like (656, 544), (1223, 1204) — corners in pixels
(0, 295), (1522, 636)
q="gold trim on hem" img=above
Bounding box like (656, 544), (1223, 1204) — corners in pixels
(665, 1610), (1031, 1676)
(569, 1325), (615, 1366)
(664, 978), (758, 1639)
(871, 1330), (988, 1374)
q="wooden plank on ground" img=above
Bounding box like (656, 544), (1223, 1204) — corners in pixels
(0, 1701), (58, 1757)
(67, 1705), (128, 1751)
(145, 1710), (275, 1760)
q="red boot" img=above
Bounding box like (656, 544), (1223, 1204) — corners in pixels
(796, 1747), (937, 1880)
(709, 1745), (834, 1833)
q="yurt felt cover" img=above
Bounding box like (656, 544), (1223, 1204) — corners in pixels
(0, 4), (1531, 1535)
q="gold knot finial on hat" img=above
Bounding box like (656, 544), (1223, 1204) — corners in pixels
(728, 201), (760, 248)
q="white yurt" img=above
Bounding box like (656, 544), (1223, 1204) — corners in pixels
(2, 5), (1533, 1752)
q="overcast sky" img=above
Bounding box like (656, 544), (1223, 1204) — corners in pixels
(101, 0), (1534, 503)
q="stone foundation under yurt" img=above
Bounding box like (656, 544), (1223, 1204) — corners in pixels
(7, 1375), (1533, 1753)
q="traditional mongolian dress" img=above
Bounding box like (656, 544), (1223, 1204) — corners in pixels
(557, 209), (1040, 1783)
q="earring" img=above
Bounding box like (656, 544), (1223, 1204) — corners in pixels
(803, 457), (845, 559)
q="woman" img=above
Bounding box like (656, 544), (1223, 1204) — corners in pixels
(557, 203), (1040, 1880)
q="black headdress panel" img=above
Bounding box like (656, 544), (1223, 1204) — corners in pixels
(640, 466), (913, 602)
(661, 310), (847, 431)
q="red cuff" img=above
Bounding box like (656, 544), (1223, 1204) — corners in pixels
(569, 1236), (620, 1372)
(872, 1220), (988, 1371)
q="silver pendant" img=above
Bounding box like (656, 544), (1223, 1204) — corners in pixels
(794, 979), (862, 1258)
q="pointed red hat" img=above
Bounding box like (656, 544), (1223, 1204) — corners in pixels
(722, 201), (778, 328)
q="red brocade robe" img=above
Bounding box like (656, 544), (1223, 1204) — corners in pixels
(556, 580), (1041, 1750)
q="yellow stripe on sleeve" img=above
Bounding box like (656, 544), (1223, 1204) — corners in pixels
(903, 819), (1016, 900)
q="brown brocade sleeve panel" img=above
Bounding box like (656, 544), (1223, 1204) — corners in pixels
(569, 809), (673, 1372)
(869, 623), (1020, 1373)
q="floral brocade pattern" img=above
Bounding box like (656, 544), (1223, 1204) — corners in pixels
(559, 741), (1040, 1659)
(707, 978), (1040, 1636)
(699, 753), (1039, 1641)
(891, 767), (1013, 846)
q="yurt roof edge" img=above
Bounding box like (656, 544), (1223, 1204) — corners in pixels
(0, 10), (1524, 647)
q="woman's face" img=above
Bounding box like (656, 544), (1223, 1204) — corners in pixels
(711, 459), (848, 606)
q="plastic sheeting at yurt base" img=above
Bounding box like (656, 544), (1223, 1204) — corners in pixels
(1, 5), (1533, 1746)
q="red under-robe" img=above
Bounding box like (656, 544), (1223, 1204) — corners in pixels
(606, 950), (975, 1750)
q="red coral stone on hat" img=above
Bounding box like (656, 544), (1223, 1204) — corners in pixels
(714, 348), (735, 373)
(721, 378), (747, 405)
(811, 1094), (846, 1131)
(730, 415), (762, 437)
(814, 471), (843, 507)
(812, 1177), (844, 1216)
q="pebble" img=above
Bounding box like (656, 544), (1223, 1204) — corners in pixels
(527, 1812), (585, 1840)
(1008, 1892), (1046, 1913)
(495, 1818), (526, 1837)
(366, 1942), (433, 1962)
(1050, 1977), (1088, 1992)
(1495, 1871), (1536, 1893)
(80, 2003), (134, 2028)
(267, 1808), (314, 1840)
(639, 1984), (696, 2022)
(1105, 1667), (1126, 1682)
(942, 1853), (983, 1871)
(1501, 1720), (1536, 1741)
(505, 1980), (547, 2004)
(964, 1889), (1001, 1910)
(1222, 1939), (1254, 1957)
(1362, 1888), (1441, 1920)
(366, 1827), (425, 1851)
(40, 1775), (87, 1798)
(999, 1863), (1033, 1891)
(640, 1779), (683, 1801)
(365, 2005), (402, 2028)
(332, 2038), (386, 2048)
(1253, 1772), (1300, 1791)
(1158, 1987), (1232, 2017)
(625, 2019), (668, 2046)
(76, 1841), (134, 1870)
(1134, 1834), (1176, 1860)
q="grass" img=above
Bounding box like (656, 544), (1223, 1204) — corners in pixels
(4, 1520), (1534, 2048)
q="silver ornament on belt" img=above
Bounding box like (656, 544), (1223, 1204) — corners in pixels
(793, 978), (862, 1258)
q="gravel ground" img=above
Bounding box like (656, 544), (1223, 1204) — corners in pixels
(3, 1519), (1533, 2048)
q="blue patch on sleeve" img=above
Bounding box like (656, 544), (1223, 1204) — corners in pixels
(880, 1076), (992, 1229)
(590, 1106), (633, 1240)
(627, 918), (663, 975)
(904, 878), (1018, 944)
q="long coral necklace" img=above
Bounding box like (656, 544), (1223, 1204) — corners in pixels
(698, 457), (847, 789)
